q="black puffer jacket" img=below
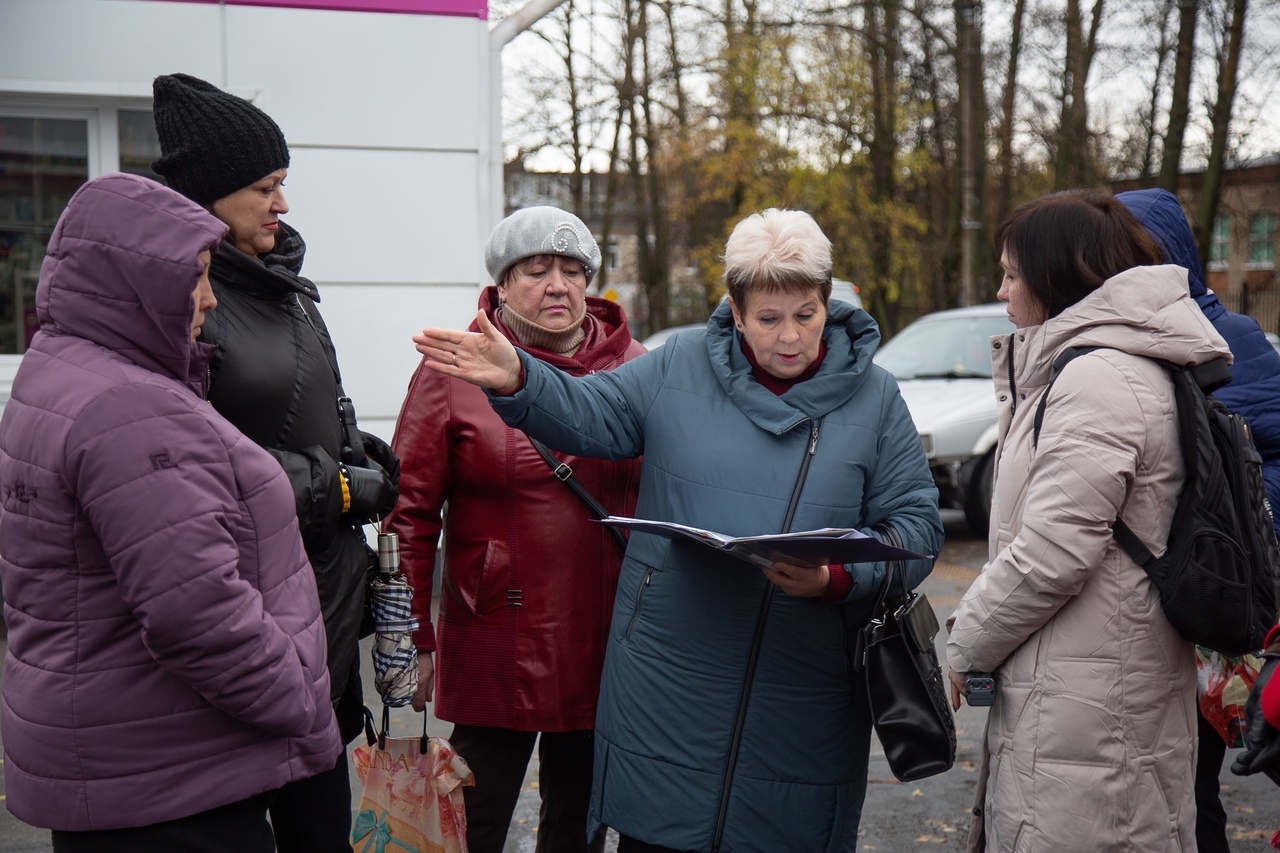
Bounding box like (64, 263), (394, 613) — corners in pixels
(199, 221), (392, 741)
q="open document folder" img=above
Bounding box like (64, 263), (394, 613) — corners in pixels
(594, 516), (932, 569)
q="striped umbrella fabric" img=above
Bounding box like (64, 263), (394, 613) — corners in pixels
(370, 534), (420, 708)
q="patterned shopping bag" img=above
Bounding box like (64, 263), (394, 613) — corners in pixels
(351, 725), (473, 853)
(1197, 645), (1264, 748)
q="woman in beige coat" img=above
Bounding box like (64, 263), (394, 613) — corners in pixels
(946, 189), (1232, 852)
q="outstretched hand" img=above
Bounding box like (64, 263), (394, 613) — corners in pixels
(414, 310), (523, 394)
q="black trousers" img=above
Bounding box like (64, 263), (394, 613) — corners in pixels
(269, 749), (353, 853)
(52, 791), (277, 853)
(271, 661), (361, 853)
(449, 724), (605, 853)
(1195, 707), (1231, 853)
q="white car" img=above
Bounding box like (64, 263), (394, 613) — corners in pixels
(873, 303), (1015, 534)
(830, 277), (862, 310)
(640, 322), (704, 350)
(640, 279), (864, 349)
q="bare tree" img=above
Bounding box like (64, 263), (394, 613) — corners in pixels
(514, 0), (619, 204)
(1054, 0), (1105, 188)
(597, 10), (634, 296)
(497, 0), (1279, 332)
(865, 0), (903, 324)
(631, 0), (675, 331)
(957, 0), (984, 305)
(996, 0), (1028, 222)
(1158, 0), (1199, 189)
(1193, 0), (1248, 274)
(906, 0), (961, 308)
(1138, 0), (1176, 180)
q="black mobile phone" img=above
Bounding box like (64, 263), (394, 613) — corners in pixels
(966, 672), (996, 707)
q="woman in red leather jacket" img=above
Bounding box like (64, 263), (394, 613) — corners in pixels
(384, 206), (644, 853)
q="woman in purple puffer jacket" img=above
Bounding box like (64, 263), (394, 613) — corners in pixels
(0, 173), (340, 852)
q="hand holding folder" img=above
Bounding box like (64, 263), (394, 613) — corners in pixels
(594, 515), (931, 569)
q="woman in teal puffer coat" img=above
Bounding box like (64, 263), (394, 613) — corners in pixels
(414, 209), (943, 852)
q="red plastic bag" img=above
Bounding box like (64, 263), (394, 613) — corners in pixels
(351, 732), (474, 853)
(1197, 646), (1263, 748)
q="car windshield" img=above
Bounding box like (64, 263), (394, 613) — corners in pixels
(874, 312), (1015, 380)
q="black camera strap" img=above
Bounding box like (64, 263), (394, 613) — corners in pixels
(527, 436), (628, 554)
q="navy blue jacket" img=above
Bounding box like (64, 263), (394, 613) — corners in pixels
(1119, 188), (1280, 538)
(491, 299), (942, 851)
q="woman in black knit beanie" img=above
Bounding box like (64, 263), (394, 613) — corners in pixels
(151, 72), (400, 853)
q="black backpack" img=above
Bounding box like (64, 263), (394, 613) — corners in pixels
(1033, 346), (1280, 655)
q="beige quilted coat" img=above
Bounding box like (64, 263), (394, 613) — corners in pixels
(947, 266), (1232, 852)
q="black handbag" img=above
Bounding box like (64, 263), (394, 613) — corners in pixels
(851, 529), (956, 782)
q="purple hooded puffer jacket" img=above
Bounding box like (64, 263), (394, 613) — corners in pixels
(0, 173), (341, 832)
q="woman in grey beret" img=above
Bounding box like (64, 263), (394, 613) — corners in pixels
(385, 206), (646, 853)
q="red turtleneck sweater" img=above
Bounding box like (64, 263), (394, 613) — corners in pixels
(740, 337), (852, 603)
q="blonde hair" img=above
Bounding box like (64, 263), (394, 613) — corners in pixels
(723, 209), (832, 308)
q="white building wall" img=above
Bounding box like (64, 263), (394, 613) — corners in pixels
(0, 0), (495, 437)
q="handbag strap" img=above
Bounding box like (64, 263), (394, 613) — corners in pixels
(849, 524), (911, 672)
(527, 436), (629, 554)
(869, 524), (910, 613)
(363, 704), (431, 753)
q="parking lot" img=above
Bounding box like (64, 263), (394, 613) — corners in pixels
(1, 512), (1277, 851)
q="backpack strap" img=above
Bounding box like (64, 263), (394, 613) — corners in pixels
(1111, 358), (1231, 571)
(1032, 346), (1107, 450)
(1113, 520), (1156, 568)
(1190, 358), (1232, 395)
(1031, 346), (1158, 570)
(1032, 346), (1232, 573)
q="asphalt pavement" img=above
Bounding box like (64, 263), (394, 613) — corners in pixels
(1, 511), (1278, 851)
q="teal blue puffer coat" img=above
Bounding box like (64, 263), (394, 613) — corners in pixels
(490, 299), (942, 852)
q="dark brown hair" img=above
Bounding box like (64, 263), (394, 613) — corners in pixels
(995, 189), (1165, 320)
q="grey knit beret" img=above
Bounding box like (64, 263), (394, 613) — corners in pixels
(484, 206), (602, 285)
(151, 73), (290, 205)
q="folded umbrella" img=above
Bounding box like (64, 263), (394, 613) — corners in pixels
(369, 532), (419, 709)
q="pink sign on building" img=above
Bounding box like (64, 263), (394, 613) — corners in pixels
(142, 0), (488, 20)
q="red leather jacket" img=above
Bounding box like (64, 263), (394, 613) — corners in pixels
(385, 288), (644, 731)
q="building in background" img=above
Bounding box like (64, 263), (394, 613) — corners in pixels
(0, 0), (504, 438)
(1110, 154), (1280, 333)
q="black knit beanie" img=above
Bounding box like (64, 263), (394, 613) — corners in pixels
(151, 73), (290, 206)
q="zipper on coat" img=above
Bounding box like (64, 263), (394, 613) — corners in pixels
(710, 417), (823, 853)
(1005, 331), (1018, 416)
(624, 566), (655, 640)
(293, 292), (344, 383)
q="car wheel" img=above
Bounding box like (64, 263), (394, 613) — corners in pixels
(963, 449), (995, 536)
